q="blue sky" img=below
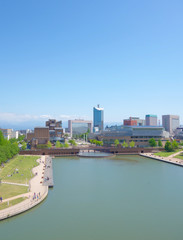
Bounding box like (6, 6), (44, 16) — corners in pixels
(0, 0), (183, 128)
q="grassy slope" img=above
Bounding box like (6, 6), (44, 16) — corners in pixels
(0, 155), (39, 184)
(0, 184), (29, 199)
(0, 197), (27, 210)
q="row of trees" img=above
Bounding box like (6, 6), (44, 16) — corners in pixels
(0, 131), (19, 165)
(149, 138), (179, 152)
(89, 139), (103, 146)
(55, 139), (77, 148)
(148, 138), (163, 147)
(37, 140), (76, 149)
(114, 139), (135, 148)
(165, 140), (179, 152)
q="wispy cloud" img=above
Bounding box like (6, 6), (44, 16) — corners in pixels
(0, 112), (90, 123)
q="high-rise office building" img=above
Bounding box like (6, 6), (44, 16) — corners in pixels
(162, 115), (180, 135)
(93, 105), (104, 132)
(145, 114), (157, 126)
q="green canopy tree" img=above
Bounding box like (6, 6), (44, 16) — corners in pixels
(47, 141), (52, 148)
(114, 139), (119, 147)
(55, 141), (61, 148)
(129, 141), (135, 148)
(158, 139), (163, 147)
(0, 131), (6, 146)
(165, 141), (173, 152)
(69, 139), (77, 146)
(64, 142), (69, 148)
(149, 138), (157, 147)
(172, 140), (179, 149)
(122, 141), (128, 148)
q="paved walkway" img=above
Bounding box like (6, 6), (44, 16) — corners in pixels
(140, 151), (183, 167)
(167, 150), (183, 159)
(0, 156), (48, 220)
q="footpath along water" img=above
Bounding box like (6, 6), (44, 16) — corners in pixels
(1, 155), (183, 240)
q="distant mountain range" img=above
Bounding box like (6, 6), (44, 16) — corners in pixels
(0, 120), (123, 130)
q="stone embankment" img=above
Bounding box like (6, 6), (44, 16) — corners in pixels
(140, 151), (183, 167)
(0, 156), (49, 221)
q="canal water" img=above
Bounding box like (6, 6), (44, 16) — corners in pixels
(1, 155), (183, 240)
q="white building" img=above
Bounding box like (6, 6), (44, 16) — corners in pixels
(162, 115), (180, 135)
(0, 128), (19, 140)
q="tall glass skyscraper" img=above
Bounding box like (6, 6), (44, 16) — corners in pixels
(93, 105), (104, 132)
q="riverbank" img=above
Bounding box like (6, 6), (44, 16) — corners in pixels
(0, 156), (48, 221)
(140, 151), (183, 167)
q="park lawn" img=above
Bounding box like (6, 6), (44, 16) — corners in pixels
(0, 197), (27, 210)
(0, 184), (29, 199)
(154, 149), (182, 157)
(0, 155), (39, 184)
(174, 154), (183, 160)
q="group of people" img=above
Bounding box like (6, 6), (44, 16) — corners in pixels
(32, 192), (41, 201)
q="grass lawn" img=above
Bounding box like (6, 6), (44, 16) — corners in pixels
(0, 197), (27, 210)
(154, 149), (182, 157)
(0, 184), (29, 199)
(174, 154), (183, 160)
(0, 155), (39, 184)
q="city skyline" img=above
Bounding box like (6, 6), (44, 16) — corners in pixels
(1, 1), (183, 127)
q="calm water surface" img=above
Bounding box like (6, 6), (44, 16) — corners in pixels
(1, 155), (183, 240)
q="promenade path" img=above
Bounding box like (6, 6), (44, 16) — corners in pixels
(140, 150), (183, 167)
(0, 156), (48, 220)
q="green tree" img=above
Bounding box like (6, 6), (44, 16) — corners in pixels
(149, 138), (157, 147)
(158, 139), (163, 147)
(64, 142), (69, 148)
(172, 140), (179, 149)
(165, 141), (173, 152)
(129, 141), (135, 148)
(69, 139), (77, 146)
(122, 141), (128, 148)
(96, 140), (103, 146)
(114, 139), (119, 147)
(21, 141), (27, 150)
(55, 141), (61, 148)
(47, 141), (52, 148)
(0, 131), (6, 146)
(90, 139), (97, 145)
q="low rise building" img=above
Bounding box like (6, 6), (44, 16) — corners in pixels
(123, 117), (137, 126)
(89, 126), (169, 147)
(26, 119), (64, 148)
